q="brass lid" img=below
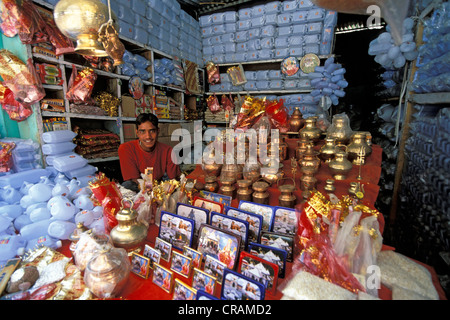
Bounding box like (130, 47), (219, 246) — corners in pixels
(237, 179), (252, 188)
(252, 180), (269, 191)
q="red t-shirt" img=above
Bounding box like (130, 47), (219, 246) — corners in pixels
(118, 140), (180, 181)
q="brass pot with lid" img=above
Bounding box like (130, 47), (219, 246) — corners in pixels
(319, 137), (339, 163)
(295, 133), (312, 161)
(300, 144), (321, 176)
(252, 179), (270, 205)
(328, 151), (353, 180)
(219, 177), (236, 198)
(299, 117), (322, 143)
(237, 179), (253, 202)
(347, 132), (372, 164)
(289, 107), (305, 132)
(277, 177), (296, 208)
(204, 175), (219, 193)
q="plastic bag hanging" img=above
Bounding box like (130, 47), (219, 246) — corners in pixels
(206, 61), (221, 85)
(206, 94), (222, 114)
(66, 66), (97, 104)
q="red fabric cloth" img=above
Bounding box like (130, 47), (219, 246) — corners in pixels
(118, 140), (181, 181)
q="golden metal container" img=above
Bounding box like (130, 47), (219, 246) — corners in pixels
(300, 172), (317, 192)
(219, 177), (235, 198)
(204, 175), (219, 193)
(299, 118), (322, 143)
(252, 180), (270, 205)
(300, 144), (321, 175)
(289, 107), (305, 132)
(236, 179), (253, 202)
(319, 137), (339, 162)
(324, 179), (336, 193)
(277, 177), (296, 208)
(327, 115), (353, 146)
(328, 151), (353, 180)
(347, 132), (372, 164)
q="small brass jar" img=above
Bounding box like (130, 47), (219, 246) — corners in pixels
(327, 114), (353, 146)
(252, 180), (270, 205)
(295, 133), (312, 161)
(328, 151), (353, 180)
(347, 132), (372, 164)
(324, 179), (336, 193)
(219, 177), (235, 198)
(300, 144), (321, 176)
(277, 177), (296, 208)
(289, 107), (305, 132)
(319, 137), (339, 163)
(300, 172), (317, 192)
(237, 179), (253, 202)
(299, 118), (322, 143)
(204, 175), (219, 193)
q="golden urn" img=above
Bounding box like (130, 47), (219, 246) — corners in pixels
(347, 132), (372, 164)
(252, 180), (270, 205)
(319, 137), (339, 162)
(299, 118), (322, 143)
(326, 114), (353, 146)
(328, 151), (353, 180)
(237, 179), (253, 202)
(289, 107), (305, 132)
(277, 177), (296, 208)
(300, 144), (321, 175)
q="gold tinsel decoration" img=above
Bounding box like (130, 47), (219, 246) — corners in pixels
(94, 91), (120, 117)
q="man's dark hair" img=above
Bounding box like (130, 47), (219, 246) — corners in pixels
(136, 113), (158, 128)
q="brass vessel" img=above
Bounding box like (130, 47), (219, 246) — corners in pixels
(219, 177), (235, 198)
(252, 180), (270, 205)
(326, 114), (353, 146)
(299, 118), (322, 143)
(261, 162), (285, 185)
(220, 163), (243, 181)
(295, 133), (312, 161)
(300, 144), (321, 175)
(347, 132), (372, 164)
(348, 182), (363, 197)
(324, 179), (336, 193)
(202, 146), (222, 177)
(319, 137), (339, 162)
(300, 172), (317, 192)
(110, 199), (148, 253)
(237, 179), (253, 202)
(277, 177), (296, 208)
(328, 151), (353, 180)
(243, 162), (260, 183)
(289, 107), (305, 132)
(204, 176), (219, 193)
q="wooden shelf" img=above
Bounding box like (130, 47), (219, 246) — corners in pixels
(409, 92), (450, 104)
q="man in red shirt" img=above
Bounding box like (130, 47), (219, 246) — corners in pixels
(118, 113), (181, 192)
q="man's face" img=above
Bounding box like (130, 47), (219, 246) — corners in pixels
(136, 121), (158, 151)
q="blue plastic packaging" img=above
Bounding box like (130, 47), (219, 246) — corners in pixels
(0, 235), (26, 262)
(25, 235), (62, 251)
(47, 220), (77, 240)
(41, 130), (77, 144)
(20, 219), (52, 240)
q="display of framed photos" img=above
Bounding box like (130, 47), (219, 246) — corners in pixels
(159, 211), (195, 251)
(192, 268), (217, 296)
(155, 237), (172, 262)
(196, 290), (219, 300)
(272, 206), (298, 236)
(260, 231), (294, 262)
(248, 242), (287, 278)
(143, 244), (161, 269)
(183, 246), (203, 269)
(204, 255), (227, 284)
(131, 252), (150, 279)
(176, 203), (209, 236)
(152, 263), (174, 293)
(193, 196), (224, 214)
(225, 206), (263, 244)
(170, 250), (193, 278)
(238, 200), (275, 232)
(221, 269), (265, 300)
(196, 223), (241, 270)
(199, 191), (232, 207)
(238, 251), (279, 296)
(173, 279), (197, 300)
(210, 211), (249, 250)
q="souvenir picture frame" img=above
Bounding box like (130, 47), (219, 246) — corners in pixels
(199, 191), (232, 207)
(159, 210), (195, 251)
(192, 268), (217, 296)
(183, 246), (203, 269)
(196, 289), (219, 300)
(170, 250), (193, 278)
(272, 206), (298, 236)
(130, 252), (150, 279)
(238, 251), (279, 296)
(196, 223), (241, 271)
(210, 211), (249, 250)
(203, 255), (227, 285)
(225, 206), (263, 244)
(221, 269), (265, 301)
(152, 263), (174, 294)
(155, 236), (172, 262)
(176, 202), (209, 236)
(260, 231), (294, 262)
(248, 242), (288, 278)
(193, 196), (224, 214)
(143, 244), (161, 269)
(173, 279), (197, 301)
(238, 200), (275, 232)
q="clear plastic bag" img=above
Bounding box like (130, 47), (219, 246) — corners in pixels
(206, 94), (222, 114)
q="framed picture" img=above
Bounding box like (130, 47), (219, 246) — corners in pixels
(221, 269), (265, 300)
(170, 250), (193, 278)
(199, 191), (232, 207)
(238, 200), (275, 232)
(173, 279), (197, 300)
(204, 255), (227, 285)
(152, 263), (173, 294)
(225, 206), (263, 244)
(155, 237), (172, 262)
(196, 223), (241, 270)
(192, 268), (217, 296)
(272, 206), (298, 236)
(159, 211), (195, 251)
(248, 242), (287, 278)
(130, 252), (150, 279)
(183, 246), (203, 269)
(193, 196), (224, 214)
(196, 290), (219, 300)
(210, 211), (249, 250)
(143, 244), (161, 269)
(176, 203), (209, 236)
(238, 251), (279, 295)
(260, 231), (294, 262)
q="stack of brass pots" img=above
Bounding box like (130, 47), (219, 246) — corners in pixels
(319, 137), (339, 163)
(299, 117), (322, 144)
(328, 150), (353, 180)
(237, 179), (253, 202)
(347, 132), (372, 164)
(219, 177), (235, 198)
(289, 107), (305, 132)
(277, 177), (296, 208)
(204, 175), (219, 193)
(252, 179), (270, 205)
(300, 144), (321, 176)
(326, 113), (353, 147)
(295, 133), (312, 161)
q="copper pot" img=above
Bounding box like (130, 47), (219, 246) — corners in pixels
(328, 151), (353, 180)
(204, 176), (219, 193)
(300, 144), (321, 176)
(219, 177), (235, 198)
(347, 132), (372, 164)
(295, 133), (312, 162)
(252, 179), (270, 205)
(300, 172), (317, 192)
(237, 179), (253, 202)
(289, 107), (305, 132)
(277, 177), (296, 208)
(327, 114), (353, 146)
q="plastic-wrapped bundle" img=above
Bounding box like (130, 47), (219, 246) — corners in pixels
(292, 10), (308, 24)
(236, 42), (247, 52)
(264, 13), (278, 25)
(221, 33), (235, 43)
(256, 81), (270, 90)
(275, 48), (290, 58)
(283, 0), (298, 12)
(304, 43), (320, 55)
(292, 24), (307, 34)
(223, 11), (237, 23)
(290, 46), (304, 57)
(201, 26), (214, 38)
(259, 49), (274, 60)
(268, 69), (282, 80)
(235, 30), (248, 42)
(224, 43), (236, 53)
(212, 24), (226, 35)
(260, 37), (275, 49)
(278, 26), (292, 37)
(238, 8), (252, 20)
(247, 39), (261, 51)
(251, 16), (265, 28)
(252, 5), (265, 17)
(321, 27), (334, 55)
(275, 36), (290, 49)
(307, 8), (325, 22)
(199, 15), (212, 27)
(247, 51), (259, 61)
(224, 23), (237, 33)
(237, 19), (252, 31)
(304, 34), (320, 44)
(265, 1), (281, 14)
(261, 25), (276, 37)
(244, 81), (257, 91)
(277, 12), (292, 26)
(248, 28), (261, 40)
(307, 22), (323, 34)
(245, 71), (257, 81)
(211, 12), (225, 25)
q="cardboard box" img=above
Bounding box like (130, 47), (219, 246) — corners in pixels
(121, 96), (136, 118)
(158, 123), (169, 137)
(123, 123), (137, 140)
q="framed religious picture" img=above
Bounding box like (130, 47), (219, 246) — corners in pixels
(238, 200), (275, 232)
(176, 203), (209, 236)
(203, 255), (227, 285)
(192, 268), (217, 296)
(193, 196), (224, 214)
(248, 242), (287, 278)
(210, 211), (249, 250)
(170, 250), (193, 278)
(196, 223), (241, 271)
(183, 246), (203, 269)
(225, 206), (263, 244)
(260, 231), (294, 262)
(173, 279), (197, 301)
(130, 252), (150, 279)
(200, 191), (232, 208)
(155, 236), (172, 262)
(196, 290), (219, 300)
(152, 263), (173, 294)
(159, 211), (195, 251)
(272, 206), (298, 236)
(220, 269), (265, 301)
(238, 251), (279, 296)
(143, 244), (161, 269)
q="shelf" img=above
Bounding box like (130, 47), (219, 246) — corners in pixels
(206, 89), (312, 95)
(87, 156), (119, 164)
(409, 92), (450, 104)
(217, 55), (334, 67)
